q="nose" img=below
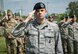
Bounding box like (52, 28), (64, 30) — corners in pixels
(39, 11), (42, 14)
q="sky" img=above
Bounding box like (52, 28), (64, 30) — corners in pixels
(3, 0), (78, 15)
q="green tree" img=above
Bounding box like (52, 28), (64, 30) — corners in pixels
(66, 1), (78, 17)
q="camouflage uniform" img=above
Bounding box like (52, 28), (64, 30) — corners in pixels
(16, 35), (25, 54)
(1, 18), (17, 54)
(68, 22), (78, 54)
(58, 21), (69, 54)
(67, 22), (74, 54)
(12, 19), (63, 54)
(15, 18), (25, 54)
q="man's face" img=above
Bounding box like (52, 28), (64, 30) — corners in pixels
(48, 16), (53, 22)
(7, 12), (13, 19)
(34, 8), (46, 19)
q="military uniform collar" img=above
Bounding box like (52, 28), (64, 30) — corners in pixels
(33, 19), (48, 29)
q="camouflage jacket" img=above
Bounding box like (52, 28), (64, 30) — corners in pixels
(12, 19), (63, 54)
(68, 22), (78, 42)
(1, 18), (17, 38)
(58, 21), (70, 39)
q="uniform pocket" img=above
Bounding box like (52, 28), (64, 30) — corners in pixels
(44, 29), (54, 38)
(44, 30), (54, 43)
(44, 30), (55, 54)
(28, 29), (38, 36)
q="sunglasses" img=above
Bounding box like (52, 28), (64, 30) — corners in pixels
(15, 19), (19, 20)
(7, 15), (11, 16)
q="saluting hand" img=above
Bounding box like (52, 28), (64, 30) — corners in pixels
(24, 10), (35, 22)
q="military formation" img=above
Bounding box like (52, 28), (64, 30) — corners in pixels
(0, 10), (25, 54)
(0, 2), (78, 54)
(58, 15), (78, 54)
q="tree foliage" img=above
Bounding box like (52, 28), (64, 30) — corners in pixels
(66, 1), (78, 18)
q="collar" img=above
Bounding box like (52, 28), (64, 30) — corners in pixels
(33, 19), (48, 29)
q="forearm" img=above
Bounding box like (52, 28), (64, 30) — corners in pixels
(12, 10), (35, 37)
(11, 22), (26, 36)
(62, 21), (70, 28)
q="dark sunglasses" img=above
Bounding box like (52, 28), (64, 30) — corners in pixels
(7, 15), (11, 16)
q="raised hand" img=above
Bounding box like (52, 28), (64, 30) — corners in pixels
(24, 10), (35, 22)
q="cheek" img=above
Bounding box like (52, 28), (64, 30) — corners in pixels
(42, 12), (46, 16)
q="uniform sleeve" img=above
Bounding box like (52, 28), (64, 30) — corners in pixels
(62, 21), (70, 28)
(11, 22), (27, 37)
(54, 25), (63, 54)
